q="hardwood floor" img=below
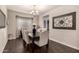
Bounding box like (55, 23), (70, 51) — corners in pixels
(3, 38), (79, 53)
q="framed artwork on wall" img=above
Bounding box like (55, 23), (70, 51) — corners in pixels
(52, 12), (76, 30)
(0, 9), (5, 28)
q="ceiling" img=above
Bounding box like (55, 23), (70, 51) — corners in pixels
(7, 5), (59, 15)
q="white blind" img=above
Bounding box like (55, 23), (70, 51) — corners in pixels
(16, 16), (33, 38)
(16, 16), (33, 30)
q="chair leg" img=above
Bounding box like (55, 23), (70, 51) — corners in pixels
(23, 40), (26, 46)
(46, 43), (49, 48)
(26, 44), (30, 51)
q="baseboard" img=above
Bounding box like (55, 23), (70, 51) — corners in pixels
(49, 39), (79, 51)
(8, 37), (16, 40)
(2, 39), (8, 53)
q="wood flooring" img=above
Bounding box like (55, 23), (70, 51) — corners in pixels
(3, 38), (79, 53)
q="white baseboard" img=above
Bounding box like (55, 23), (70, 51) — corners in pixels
(49, 39), (79, 51)
(8, 37), (16, 40)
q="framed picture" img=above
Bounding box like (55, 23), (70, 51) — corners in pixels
(0, 9), (5, 28)
(52, 12), (76, 30)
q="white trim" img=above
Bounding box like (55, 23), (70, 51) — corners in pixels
(50, 38), (79, 51)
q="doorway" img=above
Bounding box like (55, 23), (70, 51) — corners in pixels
(43, 15), (49, 30)
(47, 20), (49, 31)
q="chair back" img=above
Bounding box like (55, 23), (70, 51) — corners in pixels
(22, 29), (30, 44)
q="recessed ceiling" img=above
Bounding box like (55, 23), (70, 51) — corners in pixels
(7, 5), (59, 15)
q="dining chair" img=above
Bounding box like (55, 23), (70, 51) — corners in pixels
(21, 28), (32, 46)
(34, 28), (49, 48)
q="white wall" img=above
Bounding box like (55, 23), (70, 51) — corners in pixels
(33, 15), (39, 26)
(7, 10), (33, 39)
(0, 5), (8, 52)
(39, 5), (79, 50)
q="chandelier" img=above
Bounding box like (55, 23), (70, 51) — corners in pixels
(30, 5), (39, 16)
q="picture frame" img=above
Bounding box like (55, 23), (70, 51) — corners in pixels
(0, 9), (5, 28)
(52, 12), (76, 30)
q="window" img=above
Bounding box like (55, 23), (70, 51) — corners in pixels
(16, 16), (33, 30)
(16, 16), (33, 38)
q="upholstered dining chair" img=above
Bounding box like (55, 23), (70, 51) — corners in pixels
(34, 28), (49, 48)
(21, 28), (32, 46)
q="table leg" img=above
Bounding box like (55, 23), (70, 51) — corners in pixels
(32, 37), (35, 53)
